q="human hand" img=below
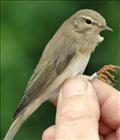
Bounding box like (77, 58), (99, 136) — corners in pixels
(42, 76), (120, 140)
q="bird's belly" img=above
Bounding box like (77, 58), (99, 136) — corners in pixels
(50, 53), (91, 103)
(68, 53), (90, 78)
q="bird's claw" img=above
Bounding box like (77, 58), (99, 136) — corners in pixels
(97, 64), (120, 85)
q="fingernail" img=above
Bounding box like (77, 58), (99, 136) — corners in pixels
(61, 78), (89, 98)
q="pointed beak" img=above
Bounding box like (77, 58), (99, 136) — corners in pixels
(104, 25), (113, 32)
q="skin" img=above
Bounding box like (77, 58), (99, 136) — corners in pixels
(42, 76), (120, 140)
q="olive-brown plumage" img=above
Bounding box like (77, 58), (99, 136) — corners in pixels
(4, 9), (112, 140)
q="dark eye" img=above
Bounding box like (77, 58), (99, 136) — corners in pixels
(85, 19), (92, 24)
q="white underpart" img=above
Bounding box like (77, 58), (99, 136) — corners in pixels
(98, 34), (104, 43)
(50, 52), (91, 102)
(69, 52), (91, 77)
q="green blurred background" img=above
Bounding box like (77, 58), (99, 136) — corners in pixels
(1, 1), (120, 140)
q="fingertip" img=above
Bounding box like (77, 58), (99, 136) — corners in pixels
(57, 75), (99, 117)
(55, 76), (100, 139)
(92, 79), (119, 102)
(42, 126), (54, 140)
(61, 76), (89, 98)
(92, 79), (120, 129)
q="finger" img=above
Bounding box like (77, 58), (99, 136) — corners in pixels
(55, 76), (100, 139)
(92, 79), (120, 129)
(116, 127), (120, 140)
(42, 125), (55, 140)
(100, 135), (104, 140)
(99, 120), (112, 136)
(105, 132), (117, 140)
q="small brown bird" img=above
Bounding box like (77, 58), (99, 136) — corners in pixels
(4, 9), (114, 140)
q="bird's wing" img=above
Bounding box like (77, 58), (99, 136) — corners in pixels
(13, 43), (76, 119)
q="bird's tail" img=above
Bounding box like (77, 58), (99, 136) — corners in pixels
(4, 97), (44, 140)
(4, 88), (54, 140)
(4, 114), (24, 140)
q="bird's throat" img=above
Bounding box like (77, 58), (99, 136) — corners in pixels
(98, 34), (104, 43)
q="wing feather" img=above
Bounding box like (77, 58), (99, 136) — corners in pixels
(13, 43), (76, 119)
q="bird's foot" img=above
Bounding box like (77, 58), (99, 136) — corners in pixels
(89, 64), (120, 85)
(97, 64), (120, 85)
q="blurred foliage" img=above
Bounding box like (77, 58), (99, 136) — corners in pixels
(1, 1), (120, 140)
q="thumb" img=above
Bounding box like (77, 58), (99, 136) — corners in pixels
(55, 76), (100, 139)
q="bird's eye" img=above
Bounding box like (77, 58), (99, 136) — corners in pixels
(85, 19), (92, 24)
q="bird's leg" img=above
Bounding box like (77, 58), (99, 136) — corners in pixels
(89, 64), (120, 85)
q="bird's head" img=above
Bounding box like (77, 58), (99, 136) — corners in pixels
(63, 9), (113, 52)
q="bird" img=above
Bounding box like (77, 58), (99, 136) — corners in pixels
(4, 9), (114, 140)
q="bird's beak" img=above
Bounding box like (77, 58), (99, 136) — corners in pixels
(104, 25), (113, 32)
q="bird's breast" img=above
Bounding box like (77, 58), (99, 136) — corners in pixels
(67, 52), (91, 78)
(50, 52), (91, 103)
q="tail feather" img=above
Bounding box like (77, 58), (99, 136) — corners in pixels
(4, 95), (45, 140)
(4, 115), (24, 140)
